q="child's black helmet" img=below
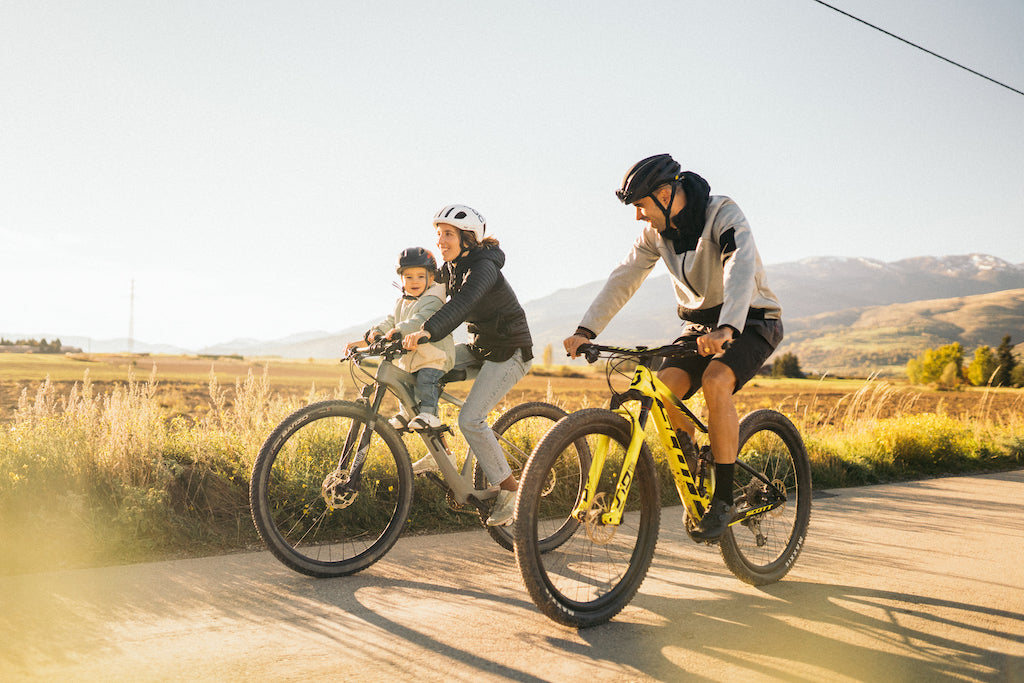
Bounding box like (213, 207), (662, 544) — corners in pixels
(396, 247), (437, 274)
(615, 154), (681, 204)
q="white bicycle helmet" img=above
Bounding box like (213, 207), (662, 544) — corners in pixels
(432, 204), (486, 241)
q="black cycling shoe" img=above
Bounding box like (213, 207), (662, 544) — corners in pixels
(690, 499), (733, 542)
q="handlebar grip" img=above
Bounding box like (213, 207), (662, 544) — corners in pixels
(574, 343), (600, 364)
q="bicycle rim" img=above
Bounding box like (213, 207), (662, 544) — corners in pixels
(250, 400), (413, 578)
(478, 401), (589, 552)
(514, 409), (660, 628)
(720, 409), (811, 585)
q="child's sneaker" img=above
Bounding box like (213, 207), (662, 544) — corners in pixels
(408, 412), (443, 430)
(388, 407), (416, 431)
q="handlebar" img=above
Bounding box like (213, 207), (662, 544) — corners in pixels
(345, 337), (409, 363)
(576, 339), (729, 365)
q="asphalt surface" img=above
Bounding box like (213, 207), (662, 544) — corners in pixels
(2, 470), (1023, 682)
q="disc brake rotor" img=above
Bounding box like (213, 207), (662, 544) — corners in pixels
(584, 492), (617, 545)
(321, 469), (358, 510)
(540, 469), (557, 497)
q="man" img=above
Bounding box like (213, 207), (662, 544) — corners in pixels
(563, 153), (783, 541)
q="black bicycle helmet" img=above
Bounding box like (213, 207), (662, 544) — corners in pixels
(396, 246), (437, 274)
(615, 153), (681, 204)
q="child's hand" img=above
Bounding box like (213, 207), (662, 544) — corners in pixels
(385, 328), (402, 341)
(402, 330), (430, 351)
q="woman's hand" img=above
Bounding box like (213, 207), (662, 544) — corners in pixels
(402, 330), (430, 351)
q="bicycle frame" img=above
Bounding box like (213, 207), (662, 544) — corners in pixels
(348, 356), (500, 507)
(574, 361), (711, 525)
(573, 349), (788, 529)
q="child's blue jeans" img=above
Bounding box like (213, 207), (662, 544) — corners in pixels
(414, 367), (445, 416)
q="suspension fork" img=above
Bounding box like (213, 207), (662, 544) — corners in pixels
(336, 383), (388, 487)
(574, 394), (652, 526)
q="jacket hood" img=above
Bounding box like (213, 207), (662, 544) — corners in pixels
(457, 244), (505, 270)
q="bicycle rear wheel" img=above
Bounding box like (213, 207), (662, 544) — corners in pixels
(720, 409), (811, 585)
(514, 408), (661, 628)
(250, 400), (414, 578)
(474, 401), (588, 552)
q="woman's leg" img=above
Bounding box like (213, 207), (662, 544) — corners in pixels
(459, 349), (531, 489)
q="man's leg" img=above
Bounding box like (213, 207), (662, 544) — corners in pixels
(689, 360), (739, 541)
(701, 361), (738, 465)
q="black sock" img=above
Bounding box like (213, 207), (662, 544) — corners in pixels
(713, 463), (734, 505)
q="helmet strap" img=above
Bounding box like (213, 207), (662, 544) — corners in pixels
(649, 181), (678, 230)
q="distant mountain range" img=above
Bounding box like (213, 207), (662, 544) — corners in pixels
(524, 253), (1024, 376)
(8, 254), (1024, 376)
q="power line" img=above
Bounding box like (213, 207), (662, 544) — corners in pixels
(810, 0), (1024, 98)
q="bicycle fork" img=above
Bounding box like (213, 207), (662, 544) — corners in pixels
(322, 384), (385, 508)
(572, 399), (649, 527)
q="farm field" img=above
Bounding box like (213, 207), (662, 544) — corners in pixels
(1, 352), (1020, 423)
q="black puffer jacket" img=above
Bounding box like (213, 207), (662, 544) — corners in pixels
(422, 245), (533, 362)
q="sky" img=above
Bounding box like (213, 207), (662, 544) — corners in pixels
(2, 0), (1023, 350)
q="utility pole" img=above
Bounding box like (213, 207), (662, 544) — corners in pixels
(128, 278), (135, 353)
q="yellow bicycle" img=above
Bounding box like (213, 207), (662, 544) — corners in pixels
(513, 341), (811, 627)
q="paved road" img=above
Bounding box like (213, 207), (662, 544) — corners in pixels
(2, 470), (1023, 682)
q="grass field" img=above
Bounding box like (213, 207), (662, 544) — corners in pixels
(1, 352), (1021, 575)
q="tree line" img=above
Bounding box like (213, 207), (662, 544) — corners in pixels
(907, 335), (1022, 388)
(0, 338), (65, 353)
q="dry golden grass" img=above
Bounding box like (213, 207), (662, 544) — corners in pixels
(0, 355), (1020, 574)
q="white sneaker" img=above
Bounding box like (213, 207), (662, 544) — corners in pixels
(486, 489), (516, 526)
(388, 407), (416, 430)
(411, 454), (440, 475)
(408, 412), (443, 430)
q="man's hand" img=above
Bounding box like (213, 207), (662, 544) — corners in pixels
(563, 334), (590, 359)
(697, 327), (734, 356)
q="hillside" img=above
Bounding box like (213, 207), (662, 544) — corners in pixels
(780, 288), (1024, 377)
(522, 254), (1024, 367)
(7, 254), (1023, 373)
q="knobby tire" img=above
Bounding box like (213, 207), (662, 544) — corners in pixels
(250, 400), (414, 578)
(513, 408), (661, 628)
(475, 401), (589, 552)
(720, 409), (812, 585)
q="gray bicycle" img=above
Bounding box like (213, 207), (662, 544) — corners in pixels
(250, 338), (588, 578)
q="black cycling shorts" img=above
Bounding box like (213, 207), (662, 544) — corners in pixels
(660, 319), (782, 399)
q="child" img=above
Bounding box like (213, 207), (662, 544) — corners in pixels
(347, 247), (455, 430)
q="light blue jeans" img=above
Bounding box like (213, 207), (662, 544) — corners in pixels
(452, 344), (532, 486)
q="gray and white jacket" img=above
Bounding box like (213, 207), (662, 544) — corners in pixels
(371, 282), (456, 374)
(579, 196), (782, 338)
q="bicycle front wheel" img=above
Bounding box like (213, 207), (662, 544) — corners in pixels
(720, 409), (811, 585)
(475, 401), (588, 552)
(250, 400), (414, 578)
(514, 408), (661, 628)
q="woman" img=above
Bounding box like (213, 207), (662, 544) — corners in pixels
(403, 204), (533, 526)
